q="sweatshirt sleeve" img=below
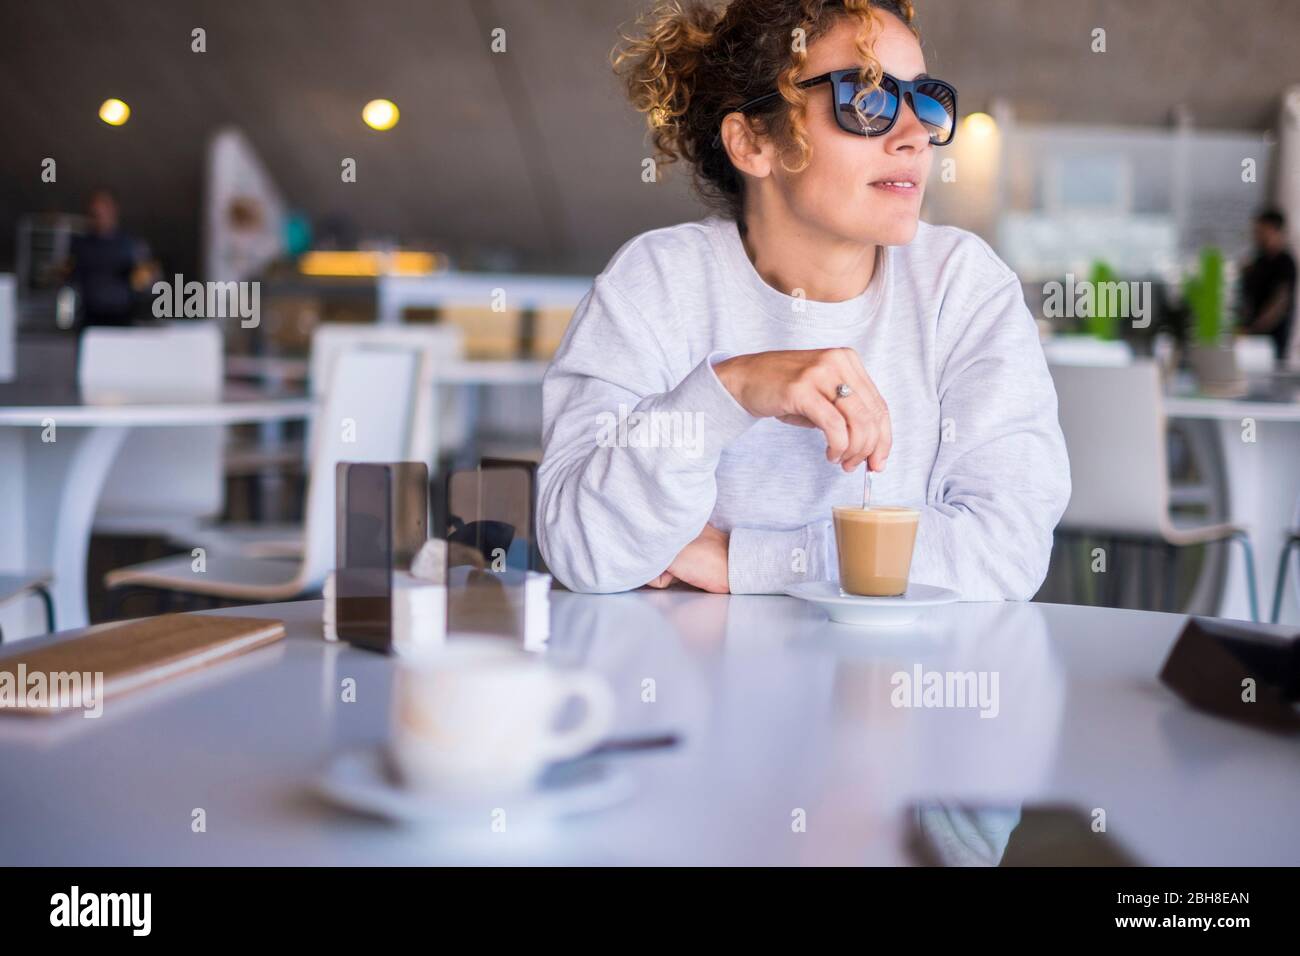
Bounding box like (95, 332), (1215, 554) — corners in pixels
(727, 520), (836, 594)
(537, 277), (760, 593)
(907, 274), (1071, 601)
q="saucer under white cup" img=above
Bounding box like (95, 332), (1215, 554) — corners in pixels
(785, 580), (959, 627)
(390, 638), (615, 795)
(316, 746), (635, 827)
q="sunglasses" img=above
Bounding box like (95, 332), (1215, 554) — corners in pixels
(726, 68), (958, 146)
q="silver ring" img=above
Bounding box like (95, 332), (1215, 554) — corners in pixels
(834, 383), (853, 401)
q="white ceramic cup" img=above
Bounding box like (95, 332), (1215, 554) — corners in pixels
(390, 638), (614, 794)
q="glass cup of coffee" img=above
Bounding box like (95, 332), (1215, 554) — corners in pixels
(832, 505), (921, 597)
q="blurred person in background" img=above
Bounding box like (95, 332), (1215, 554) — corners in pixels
(1237, 208), (1296, 362)
(66, 187), (159, 328)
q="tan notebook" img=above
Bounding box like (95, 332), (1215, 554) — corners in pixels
(0, 614), (286, 716)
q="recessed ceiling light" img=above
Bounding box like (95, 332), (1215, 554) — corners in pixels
(99, 98), (130, 126)
(362, 99), (399, 131)
(962, 112), (998, 138)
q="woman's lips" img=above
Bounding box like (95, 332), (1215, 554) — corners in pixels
(869, 180), (920, 196)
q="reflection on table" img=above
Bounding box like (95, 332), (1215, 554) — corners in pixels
(0, 592), (1295, 865)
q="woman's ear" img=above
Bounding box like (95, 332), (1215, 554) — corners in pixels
(720, 112), (773, 180)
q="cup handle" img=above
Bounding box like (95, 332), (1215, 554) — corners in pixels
(539, 672), (615, 761)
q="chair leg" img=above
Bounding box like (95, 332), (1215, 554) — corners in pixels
(1140, 541), (1157, 611)
(1107, 537), (1121, 607)
(1058, 532), (1076, 604)
(1162, 544), (1178, 613)
(33, 584), (56, 634)
(1270, 536), (1299, 625)
(1076, 535), (1095, 606)
(1229, 531), (1260, 623)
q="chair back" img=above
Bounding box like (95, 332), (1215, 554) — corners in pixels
(79, 323), (225, 528)
(297, 346), (422, 590)
(79, 323), (222, 401)
(308, 323), (463, 468)
(1049, 360), (1170, 536)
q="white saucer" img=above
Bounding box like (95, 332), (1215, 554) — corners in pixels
(784, 580), (959, 627)
(315, 747), (636, 826)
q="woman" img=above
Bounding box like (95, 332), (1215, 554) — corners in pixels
(537, 0), (1070, 599)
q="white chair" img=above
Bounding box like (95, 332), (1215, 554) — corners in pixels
(1270, 493), (1300, 623)
(0, 573), (55, 642)
(179, 323), (462, 559)
(1273, 529), (1300, 624)
(80, 323), (225, 537)
(308, 322), (463, 467)
(1051, 361), (1260, 620)
(105, 347), (422, 605)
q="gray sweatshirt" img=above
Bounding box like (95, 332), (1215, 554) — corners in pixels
(537, 216), (1070, 599)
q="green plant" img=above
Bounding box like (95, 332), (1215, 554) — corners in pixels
(1182, 247), (1224, 346)
(1084, 260), (1118, 340)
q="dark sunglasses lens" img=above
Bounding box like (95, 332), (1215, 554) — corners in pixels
(836, 74), (896, 134)
(913, 82), (956, 144)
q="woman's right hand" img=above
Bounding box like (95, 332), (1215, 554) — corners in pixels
(713, 348), (892, 473)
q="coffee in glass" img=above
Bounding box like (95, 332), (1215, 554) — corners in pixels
(832, 505), (920, 596)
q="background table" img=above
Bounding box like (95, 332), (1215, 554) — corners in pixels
(0, 385), (313, 632)
(376, 272), (591, 325)
(0, 593), (1295, 865)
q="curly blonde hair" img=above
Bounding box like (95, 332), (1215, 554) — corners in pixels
(613, 0), (918, 223)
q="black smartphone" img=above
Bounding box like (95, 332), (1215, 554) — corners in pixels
(1160, 616), (1300, 731)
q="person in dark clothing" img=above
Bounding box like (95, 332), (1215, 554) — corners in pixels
(66, 188), (158, 327)
(1238, 208), (1296, 363)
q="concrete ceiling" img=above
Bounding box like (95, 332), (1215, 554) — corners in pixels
(0, 0), (1296, 276)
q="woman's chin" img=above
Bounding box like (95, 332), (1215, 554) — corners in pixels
(830, 204), (922, 247)
(860, 217), (920, 247)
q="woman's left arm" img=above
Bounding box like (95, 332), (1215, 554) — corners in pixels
(907, 274), (1071, 600)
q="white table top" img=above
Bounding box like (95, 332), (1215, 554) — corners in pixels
(225, 355), (548, 387)
(377, 271), (593, 309)
(434, 359), (549, 385)
(1165, 395), (1300, 422)
(0, 593), (1295, 865)
(1164, 370), (1300, 421)
(0, 384), (314, 427)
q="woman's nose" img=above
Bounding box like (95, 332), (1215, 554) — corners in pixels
(888, 93), (933, 150)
